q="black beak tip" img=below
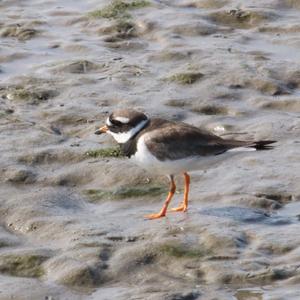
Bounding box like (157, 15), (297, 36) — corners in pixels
(94, 129), (102, 135)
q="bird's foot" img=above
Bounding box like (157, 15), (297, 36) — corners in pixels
(170, 205), (187, 212)
(144, 212), (166, 220)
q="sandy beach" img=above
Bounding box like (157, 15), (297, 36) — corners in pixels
(0, 0), (300, 299)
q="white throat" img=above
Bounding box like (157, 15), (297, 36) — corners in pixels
(108, 119), (148, 144)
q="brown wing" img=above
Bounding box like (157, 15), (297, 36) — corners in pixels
(143, 119), (230, 161)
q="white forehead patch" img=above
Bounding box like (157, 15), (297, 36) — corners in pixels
(106, 117), (112, 126)
(114, 116), (130, 124)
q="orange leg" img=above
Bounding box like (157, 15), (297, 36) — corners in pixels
(145, 175), (176, 220)
(170, 172), (190, 212)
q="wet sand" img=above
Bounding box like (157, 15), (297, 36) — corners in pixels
(0, 0), (300, 299)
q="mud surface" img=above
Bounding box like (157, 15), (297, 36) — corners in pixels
(0, 0), (300, 299)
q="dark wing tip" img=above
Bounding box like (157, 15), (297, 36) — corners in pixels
(254, 140), (277, 150)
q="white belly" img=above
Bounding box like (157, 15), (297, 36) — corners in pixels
(131, 135), (230, 175)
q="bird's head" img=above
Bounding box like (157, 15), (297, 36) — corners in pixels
(95, 109), (149, 144)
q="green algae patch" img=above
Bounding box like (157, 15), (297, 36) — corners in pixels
(0, 254), (48, 278)
(89, 0), (150, 19)
(160, 243), (207, 258)
(1, 25), (38, 41)
(165, 99), (191, 108)
(168, 72), (204, 85)
(84, 185), (166, 202)
(19, 149), (85, 165)
(209, 9), (274, 29)
(102, 19), (136, 42)
(0, 111), (9, 119)
(114, 19), (136, 37)
(6, 87), (57, 104)
(85, 147), (123, 159)
(52, 60), (102, 74)
(192, 105), (229, 115)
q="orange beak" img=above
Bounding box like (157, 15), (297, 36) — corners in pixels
(95, 125), (108, 135)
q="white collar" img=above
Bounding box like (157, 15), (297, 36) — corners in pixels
(108, 119), (149, 144)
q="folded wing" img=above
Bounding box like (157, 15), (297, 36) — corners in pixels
(144, 120), (229, 161)
(144, 119), (276, 161)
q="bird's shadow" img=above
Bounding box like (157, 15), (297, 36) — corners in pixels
(199, 206), (293, 225)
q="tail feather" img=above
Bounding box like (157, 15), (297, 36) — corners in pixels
(226, 140), (276, 153)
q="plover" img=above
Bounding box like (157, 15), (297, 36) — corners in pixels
(95, 109), (275, 220)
